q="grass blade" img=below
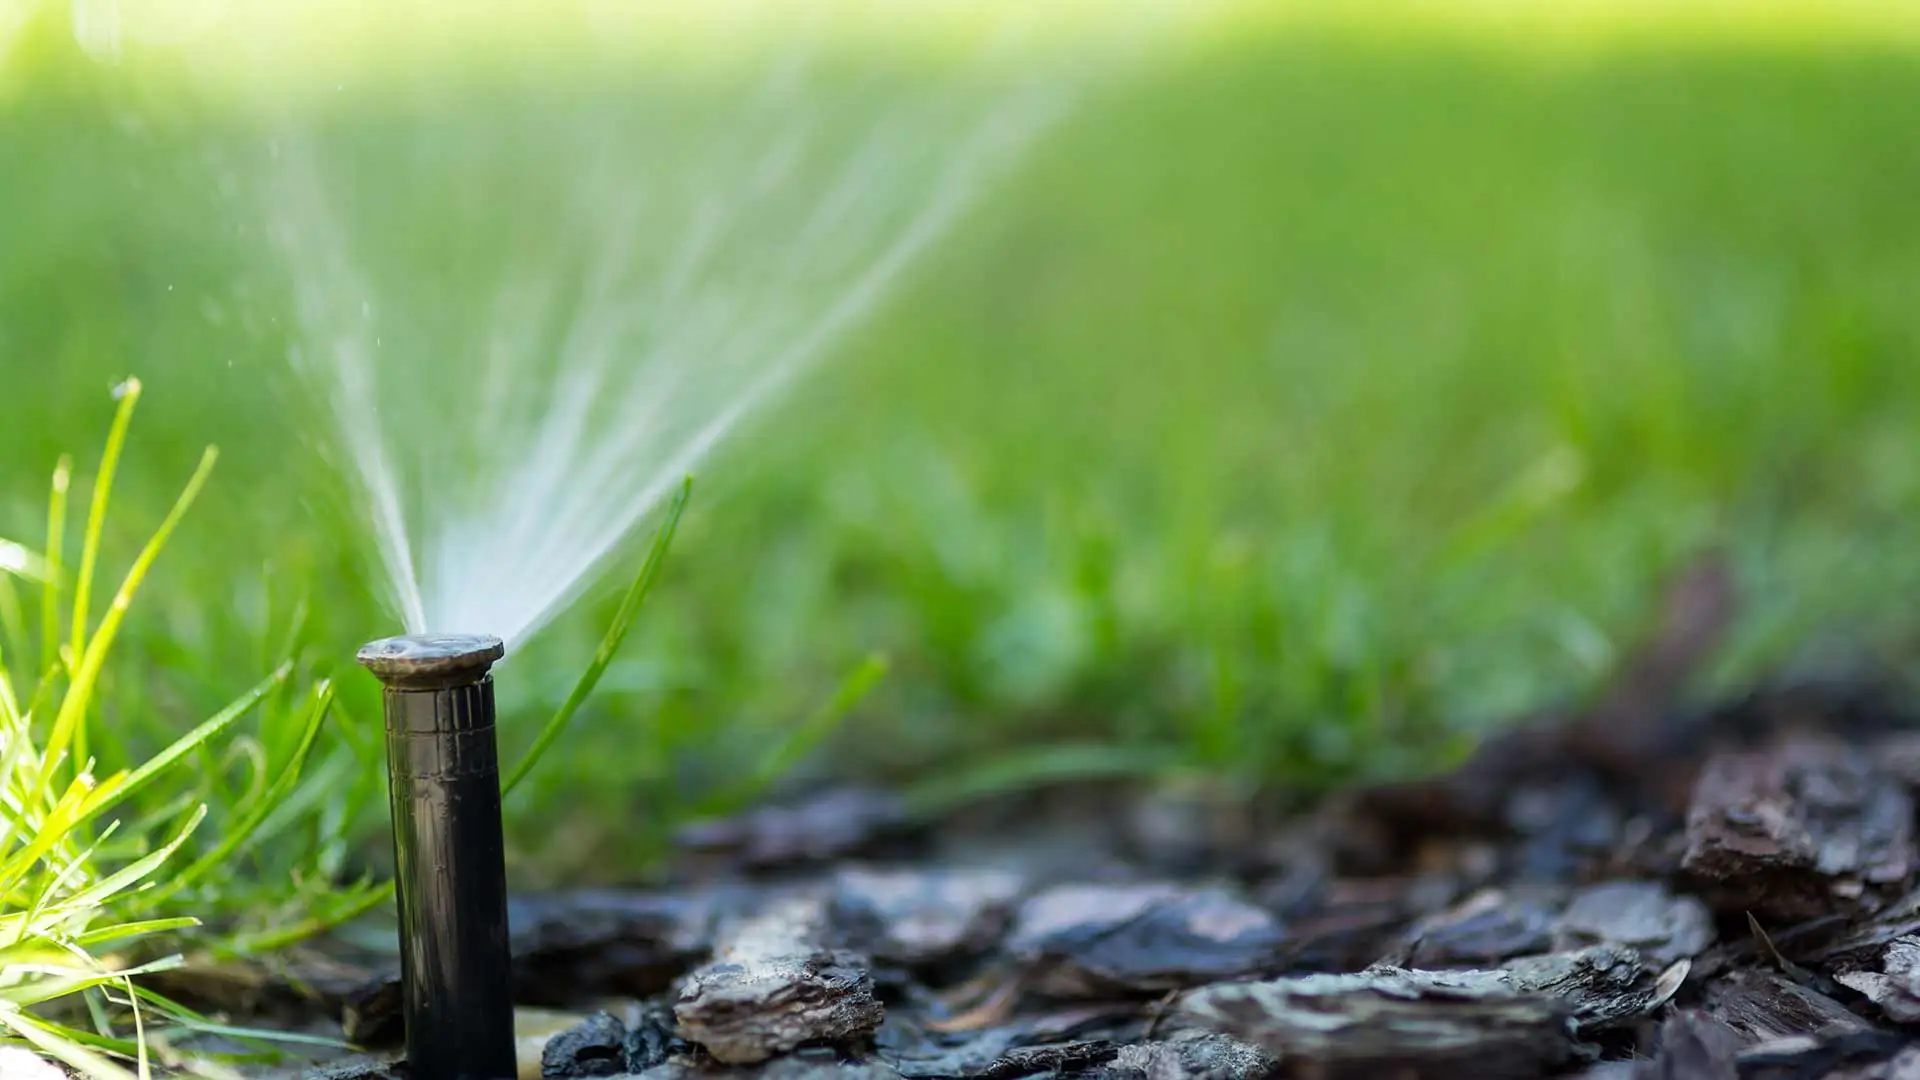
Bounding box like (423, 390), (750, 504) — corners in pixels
(0, 1007), (137, 1080)
(40, 446), (219, 793)
(41, 454), (71, 677)
(71, 378), (141, 671)
(55, 805), (206, 922)
(901, 742), (1175, 819)
(77, 663), (288, 831)
(502, 477), (692, 797)
(0, 618), (20, 724)
(218, 879), (393, 956)
(129, 681), (333, 911)
(0, 539), (51, 585)
(72, 918), (201, 948)
(694, 653), (889, 817)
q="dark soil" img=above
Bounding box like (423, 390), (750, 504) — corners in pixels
(173, 557), (1920, 1080)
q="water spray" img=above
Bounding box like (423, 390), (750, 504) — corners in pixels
(357, 633), (518, 1080)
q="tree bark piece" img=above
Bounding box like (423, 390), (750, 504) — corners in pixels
(1402, 886), (1563, 968)
(1096, 1033), (1277, 1080)
(1700, 970), (1875, 1045)
(612, 1055), (905, 1080)
(675, 788), (914, 871)
(1737, 1032), (1916, 1080)
(1611, 1010), (1744, 1080)
(829, 866), (1026, 968)
(674, 896), (886, 1065)
(971, 1041), (1118, 1080)
(1174, 967), (1575, 1080)
(1555, 881), (1717, 967)
(1172, 946), (1672, 1079)
(1682, 737), (1914, 923)
(1835, 937), (1920, 1024)
(540, 1007), (687, 1079)
(1006, 883), (1287, 996)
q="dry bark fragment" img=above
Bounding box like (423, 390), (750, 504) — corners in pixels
(879, 1019), (1141, 1080)
(1835, 937), (1920, 1024)
(509, 889), (723, 997)
(1822, 1046), (1920, 1080)
(541, 1007), (687, 1079)
(676, 788), (914, 870)
(1701, 970), (1875, 1045)
(1097, 1032), (1276, 1080)
(1737, 1031), (1915, 1080)
(1173, 945), (1681, 1079)
(1402, 886), (1563, 968)
(620, 1055), (905, 1080)
(1682, 737), (1914, 923)
(972, 1041), (1119, 1080)
(541, 1011), (632, 1079)
(1555, 881), (1717, 967)
(1621, 1010), (1744, 1080)
(1006, 883), (1287, 996)
(829, 866), (1026, 968)
(1173, 967), (1576, 1080)
(675, 897), (886, 1065)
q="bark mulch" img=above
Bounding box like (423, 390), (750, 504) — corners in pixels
(188, 556), (1920, 1080)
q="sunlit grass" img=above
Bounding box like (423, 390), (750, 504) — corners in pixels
(1243, 0), (1920, 49)
(0, 387), (387, 1077)
(6, 0), (1920, 882)
(13, 0), (1920, 110)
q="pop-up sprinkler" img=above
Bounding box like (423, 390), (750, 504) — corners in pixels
(358, 633), (518, 1080)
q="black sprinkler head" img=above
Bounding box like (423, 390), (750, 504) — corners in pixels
(358, 633), (517, 1080)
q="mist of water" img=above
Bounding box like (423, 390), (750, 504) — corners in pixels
(261, 3), (1204, 654)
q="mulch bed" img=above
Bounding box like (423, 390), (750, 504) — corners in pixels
(189, 556), (1920, 1079)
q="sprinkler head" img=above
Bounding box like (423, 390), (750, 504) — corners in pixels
(359, 633), (517, 1080)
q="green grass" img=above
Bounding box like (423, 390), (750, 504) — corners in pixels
(0, 386), (373, 1076)
(4, 2), (1920, 901)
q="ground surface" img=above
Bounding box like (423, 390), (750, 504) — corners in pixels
(159, 564), (1920, 1079)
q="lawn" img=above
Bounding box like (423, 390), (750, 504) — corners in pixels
(2, 5), (1920, 1055)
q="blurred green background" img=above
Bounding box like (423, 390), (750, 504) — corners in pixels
(4, 0), (1920, 885)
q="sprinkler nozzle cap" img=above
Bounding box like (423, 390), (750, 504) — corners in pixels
(358, 633), (505, 689)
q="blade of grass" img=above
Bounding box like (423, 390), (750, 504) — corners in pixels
(129, 681), (333, 911)
(40, 446), (219, 793)
(71, 378), (141, 671)
(71, 918), (200, 948)
(37, 807), (205, 932)
(0, 577), (26, 703)
(127, 987), (353, 1053)
(0, 1007), (137, 1080)
(218, 879), (393, 956)
(0, 540), (51, 585)
(501, 477), (692, 797)
(7, 955), (185, 1009)
(693, 652), (889, 817)
(901, 742), (1176, 819)
(41, 454), (71, 678)
(0, 775), (102, 905)
(0, 631), (20, 725)
(76, 663), (288, 832)
(124, 975), (149, 1080)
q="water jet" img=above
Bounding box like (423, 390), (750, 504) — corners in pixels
(357, 633), (517, 1080)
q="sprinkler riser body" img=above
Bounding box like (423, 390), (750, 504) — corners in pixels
(361, 635), (517, 1080)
